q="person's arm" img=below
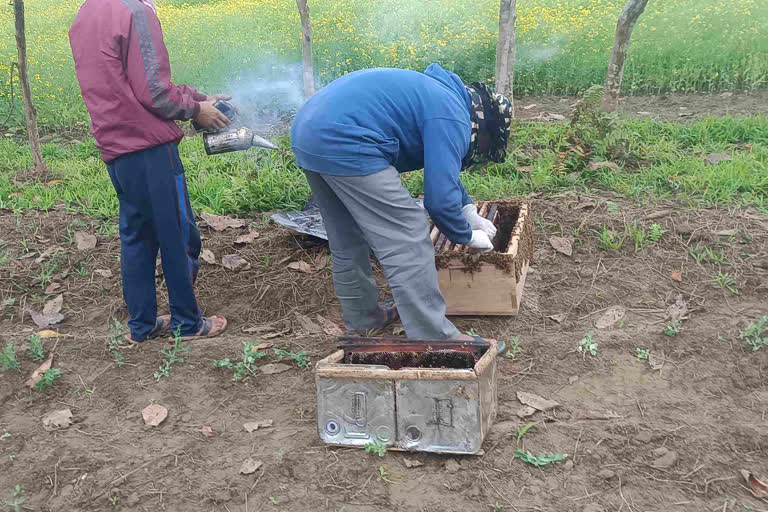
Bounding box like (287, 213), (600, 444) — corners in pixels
(422, 118), (473, 245)
(121, 3), (203, 120)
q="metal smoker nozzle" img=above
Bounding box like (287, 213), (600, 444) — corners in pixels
(251, 133), (279, 150)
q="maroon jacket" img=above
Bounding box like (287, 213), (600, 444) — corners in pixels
(69, 0), (206, 162)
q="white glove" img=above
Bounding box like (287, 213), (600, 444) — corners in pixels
(462, 204), (497, 239)
(467, 230), (494, 252)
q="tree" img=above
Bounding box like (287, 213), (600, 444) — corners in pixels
(495, 0), (517, 106)
(296, 0), (315, 99)
(13, 0), (47, 173)
(603, 0), (649, 112)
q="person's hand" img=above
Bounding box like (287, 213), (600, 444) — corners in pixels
(194, 100), (231, 132)
(467, 230), (494, 252)
(462, 203), (497, 239)
(208, 93), (232, 102)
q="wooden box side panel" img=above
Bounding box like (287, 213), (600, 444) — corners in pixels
(439, 264), (520, 316)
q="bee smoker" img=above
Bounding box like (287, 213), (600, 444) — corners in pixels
(193, 100), (279, 155)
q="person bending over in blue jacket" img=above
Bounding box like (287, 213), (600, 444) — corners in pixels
(291, 64), (512, 341)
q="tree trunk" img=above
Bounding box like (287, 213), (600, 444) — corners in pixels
(495, 0), (517, 110)
(14, 0), (47, 173)
(603, 0), (649, 112)
(296, 0), (315, 99)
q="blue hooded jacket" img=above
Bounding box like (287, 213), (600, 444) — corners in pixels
(291, 64), (474, 244)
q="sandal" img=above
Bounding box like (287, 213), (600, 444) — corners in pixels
(124, 314), (171, 343)
(347, 301), (400, 336)
(170, 315), (228, 342)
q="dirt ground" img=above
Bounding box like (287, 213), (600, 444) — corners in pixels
(1, 189), (768, 512)
(514, 90), (768, 122)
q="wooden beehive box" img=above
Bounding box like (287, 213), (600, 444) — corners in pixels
(432, 200), (533, 316)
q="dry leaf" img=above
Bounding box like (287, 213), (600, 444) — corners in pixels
(94, 269), (113, 278)
(549, 313), (567, 324)
(260, 363), (292, 375)
(740, 469), (768, 498)
(670, 270), (682, 282)
(45, 282), (61, 294)
(46, 180), (63, 187)
(314, 251), (327, 271)
(27, 309), (65, 329)
(295, 313), (322, 334)
(648, 350), (665, 371)
(43, 294), (64, 315)
(287, 261), (314, 273)
(588, 161), (620, 171)
(594, 306), (626, 329)
(201, 212), (247, 231)
(549, 236), (573, 256)
(705, 152), (731, 166)
(26, 357), (52, 388)
(522, 103), (537, 110)
(516, 406), (537, 419)
(243, 420), (274, 432)
(546, 113), (566, 121)
(74, 231), (97, 251)
(575, 409), (622, 420)
(317, 315), (343, 336)
(646, 209), (673, 220)
(251, 342), (274, 351)
(34, 246), (61, 264)
(221, 254), (250, 271)
(196, 425), (213, 437)
(666, 297), (688, 322)
(234, 231), (260, 245)
(42, 409), (73, 430)
(37, 330), (71, 339)
(716, 228), (738, 237)
(200, 249), (216, 265)
(239, 458), (263, 475)
(243, 323), (291, 339)
(404, 459), (424, 468)
(142, 404), (168, 427)
(517, 391), (559, 412)
(517, 165), (532, 173)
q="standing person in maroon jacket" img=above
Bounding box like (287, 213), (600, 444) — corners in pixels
(69, 0), (228, 343)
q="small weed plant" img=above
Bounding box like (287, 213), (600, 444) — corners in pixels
(513, 450), (567, 467)
(1, 343), (19, 372)
(648, 223), (666, 243)
(376, 466), (394, 484)
(741, 316), (768, 352)
(595, 226), (625, 251)
(34, 368), (61, 392)
(3, 485), (25, 512)
(713, 272), (740, 295)
(26, 335), (45, 362)
(215, 341), (268, 381)
(364, 438), (388, 457)
(505, 335), (521, 360)
(689, 246), (707, 264)
(154, 329), (189, 380)
(517, 422), (536, 444)
(274, 347), (311, 368)
(577, 330), (597, 357)
(489, 502), (503, 511)
(628, 221), (647, 251)
(664, 321), (683, 337)
(107, 319), (129, 365)
(0, 428), (10, 441)
(705, 247), (731, 265)
(636, 348), (650, 361)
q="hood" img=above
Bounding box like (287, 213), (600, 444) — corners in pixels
(424, 63), (471, 110)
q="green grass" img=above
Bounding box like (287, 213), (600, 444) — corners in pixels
(1, 116), (767, 217)
(0, 0), (767, 132)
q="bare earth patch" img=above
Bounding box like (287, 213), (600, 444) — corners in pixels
(1, 193), (767, 511)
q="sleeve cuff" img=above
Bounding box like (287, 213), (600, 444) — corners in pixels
(192, 92), (208, 102)
(192, 102), (201, 118)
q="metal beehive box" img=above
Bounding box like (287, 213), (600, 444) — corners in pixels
(315, 340), (498, 455)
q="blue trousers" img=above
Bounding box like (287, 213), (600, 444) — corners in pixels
(107, 142), (202, 341)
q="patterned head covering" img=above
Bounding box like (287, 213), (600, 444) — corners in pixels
(463, 82), (513, 168)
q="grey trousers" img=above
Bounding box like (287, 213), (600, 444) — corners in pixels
(304, 167), (461, 340)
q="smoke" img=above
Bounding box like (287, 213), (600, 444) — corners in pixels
(518, 36), (567, 66)
(226, 60), (305, 133)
